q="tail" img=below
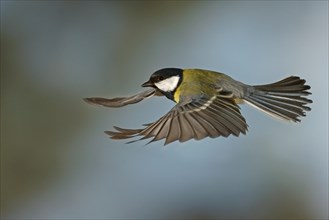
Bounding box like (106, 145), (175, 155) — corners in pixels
(243, 76), (312, 122)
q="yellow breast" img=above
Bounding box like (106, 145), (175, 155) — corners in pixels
(173, 69), (223, 103)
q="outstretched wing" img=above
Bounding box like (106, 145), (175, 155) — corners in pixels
(84, 88), (158, 108)
(106, 90), (248, 145)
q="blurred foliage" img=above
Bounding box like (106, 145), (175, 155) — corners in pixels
(1, 1), (328, 219)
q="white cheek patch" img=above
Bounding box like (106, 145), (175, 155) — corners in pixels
(154, 76), (180, 92)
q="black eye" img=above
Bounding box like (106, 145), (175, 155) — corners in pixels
(158, 76), (164, 80)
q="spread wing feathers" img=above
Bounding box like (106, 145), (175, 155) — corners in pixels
(243, 76), (312, 122)
(105, 90), (248, 145)
(83, 88), (157, 108)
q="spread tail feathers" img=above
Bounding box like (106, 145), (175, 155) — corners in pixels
(243, 76), (312, 122)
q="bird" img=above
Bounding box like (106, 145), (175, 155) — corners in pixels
(84, 68), (312, 145)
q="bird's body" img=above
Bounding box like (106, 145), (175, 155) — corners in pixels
(84, 68), (312, 145)
(174, 69), (227, 102)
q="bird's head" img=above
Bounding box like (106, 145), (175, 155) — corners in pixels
(142, 68), (183, 95)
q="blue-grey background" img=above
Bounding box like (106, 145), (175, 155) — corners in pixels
(1, 1), (328, 219)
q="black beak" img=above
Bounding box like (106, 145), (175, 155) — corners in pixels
(142, 80), (153, 87)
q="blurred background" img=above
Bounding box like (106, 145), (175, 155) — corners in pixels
(1, 1), (328, 219)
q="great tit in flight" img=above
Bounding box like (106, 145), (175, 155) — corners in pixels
(84, 68), (312, 145)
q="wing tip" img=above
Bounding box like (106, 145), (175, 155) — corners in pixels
(83, 97), (100, 105)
